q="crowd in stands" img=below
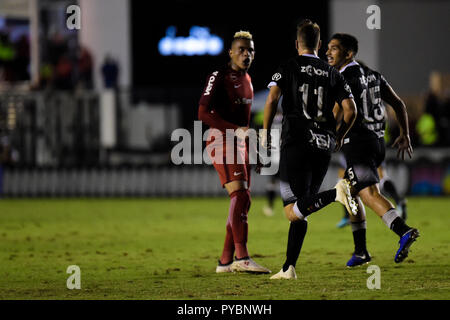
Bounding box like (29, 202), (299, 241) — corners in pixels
(36, 33), (94, 90)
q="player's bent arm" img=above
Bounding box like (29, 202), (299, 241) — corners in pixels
(333, 102), (344, 124)
(336, 98), (357, 145)
(380, 84), (413, 159)
(198, 104), (240, 133)
(381, 84), (409, 137)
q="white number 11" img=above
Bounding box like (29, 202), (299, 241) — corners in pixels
(299, 83), (324, 120)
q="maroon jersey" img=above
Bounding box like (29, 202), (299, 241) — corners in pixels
(198, 65), (253, 133)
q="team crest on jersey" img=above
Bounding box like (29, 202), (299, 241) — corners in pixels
(272, 73), (282, 81)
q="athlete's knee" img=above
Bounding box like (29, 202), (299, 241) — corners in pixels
(230, 189), (251, 214)
(284, 203), (300, 222)
(225, 180), (248, 196)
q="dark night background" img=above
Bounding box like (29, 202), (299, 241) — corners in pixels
(131, 0), (329, 127)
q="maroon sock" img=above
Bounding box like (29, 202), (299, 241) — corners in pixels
(229, 189), (250, 259)
(220, 215), (234, 265)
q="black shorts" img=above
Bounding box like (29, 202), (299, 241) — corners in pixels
(279, 142), (331, 207)
(342, 137), (385, 193)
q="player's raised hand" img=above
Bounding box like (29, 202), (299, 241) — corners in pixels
(392, 133), (413, 160)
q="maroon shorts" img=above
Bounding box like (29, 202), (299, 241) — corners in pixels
(206, 132), (251, 187)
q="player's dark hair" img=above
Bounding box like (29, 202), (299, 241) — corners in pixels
(331, 33), (358, 55)
(296, 19), (320, 49)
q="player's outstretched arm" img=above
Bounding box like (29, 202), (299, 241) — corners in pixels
(381, 84), (413, 160)
(335, 98), (357, 151)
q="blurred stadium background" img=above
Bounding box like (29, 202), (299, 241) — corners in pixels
(0, 0), (449, 198)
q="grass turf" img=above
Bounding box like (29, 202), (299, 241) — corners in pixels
(0, 197), (448, 300)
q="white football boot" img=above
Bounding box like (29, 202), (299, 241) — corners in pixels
(263, 205), (274, 217)
(335, 179), (358, 215)
(270, 265), (297, 280)
(216, 261), (233, 273)
(230, 257), (271, 274)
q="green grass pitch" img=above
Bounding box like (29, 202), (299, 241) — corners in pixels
(0, 197), (448, 300)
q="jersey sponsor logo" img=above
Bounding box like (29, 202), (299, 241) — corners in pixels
(308, 129), (331, 150)
(272, 73), (282, 81)
(359, 75), (368, 85)
(366, 74), (378, 83)
(204, 71), (219, 96)
(300, 65), (329, 77)
(359, 74), (378, 85)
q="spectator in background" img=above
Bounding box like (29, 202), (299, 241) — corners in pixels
(54, 53), (73, 90)
(101, 54), (119, 89)
(0, 32), (16, 82)
(76, 46), (93, 90)
(415, 113), (438, 146)
(14, 34), (30, 81)
(36, 62), (54, 89)
(422, 71), (450, 146)
(48, 33), (68, 66)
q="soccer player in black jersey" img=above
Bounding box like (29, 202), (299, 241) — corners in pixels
(261, 20), (358, 279)
(326, 33), (419, 266)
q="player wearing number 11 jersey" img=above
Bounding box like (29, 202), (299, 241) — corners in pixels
(326, 33), (419, 266)
(262, 20), (358, 279)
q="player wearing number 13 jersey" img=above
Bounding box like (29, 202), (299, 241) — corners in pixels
(262, 20), (358, 280)
(327, 33), (419, 266)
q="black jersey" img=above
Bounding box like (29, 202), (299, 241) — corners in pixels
(269, 54), (353, 150)
(341, 62), (389, 141)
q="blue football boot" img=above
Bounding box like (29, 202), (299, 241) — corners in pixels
(346, 251), (371, 267)
(395, 228), (419, 263)
(336, 216), (350, 228)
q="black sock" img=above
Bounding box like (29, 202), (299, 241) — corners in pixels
(390, 217), (411, 237)
(382, 179), (400, 204)
(283, 219), (307, 272)
(297, 189), (337, 218)
(352, 228), (367, 255)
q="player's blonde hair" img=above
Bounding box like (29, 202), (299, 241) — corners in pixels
(233, 30), (253, 41)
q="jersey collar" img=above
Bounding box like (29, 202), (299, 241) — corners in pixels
(339, 60), (359, 73)
(301, 53), (319, 59)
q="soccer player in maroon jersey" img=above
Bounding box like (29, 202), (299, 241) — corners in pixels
(198, 31), (271, 273)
